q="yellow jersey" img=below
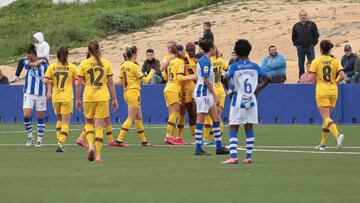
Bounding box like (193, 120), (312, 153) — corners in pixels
(182, 53), (197, 90)
(310, 55), (343, 96)
(77, 56), (114, 102)
(44, 62), (77, 102)
(211, 56), (227, 94)
(119, 61), (148, 91)
(164, 58), (185, 93)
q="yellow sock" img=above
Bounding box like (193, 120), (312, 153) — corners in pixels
(136, 120), (147, 142)
(95, 127), (103, 158)
(320, 122), (329, 145)
(189, 125), (195, 139)
(59, 124), (69, 145)
(176, 114), (185, 138)
(85, 124), (95, 147)
(105, 125), (114, 143)
(79, 127), (86, 139)
(55, 121), (62, 141)
(203, 115), (212, 141)
(167, 112), (179, 137)
(325, 117), (339, 139)
(117, 118), (132, 141)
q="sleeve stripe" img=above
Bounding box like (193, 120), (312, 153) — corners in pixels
(107, 74), (114, 77)
(337, 69), (344, 74)
(309, 71), (316, 74)
(139, 76), (144, 79)
(78, 76), (85, 78)
(177, 73), (185, 75)
(44, 76), (51, 79)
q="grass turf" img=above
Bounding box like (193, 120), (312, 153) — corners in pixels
(0, 124), (359, 203)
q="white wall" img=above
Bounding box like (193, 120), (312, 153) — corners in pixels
(52, 0), (95, 4)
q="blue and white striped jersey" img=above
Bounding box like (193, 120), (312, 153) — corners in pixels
(23, 60), (48, 96)
(194, 55), (214, 97)
(224, 59), (264, 98)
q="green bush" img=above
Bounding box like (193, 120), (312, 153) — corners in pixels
(95, 12), (154, 33)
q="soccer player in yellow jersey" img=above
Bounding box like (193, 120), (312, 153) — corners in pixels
(176, 42), (197, 145)
(115, 45), (155, 146)
(163, 45), (196, 145)
(203, 47), (228, 145)
(160, 41), (177, 73)
(76, 41), (118, 162)
(76, 53), (117, 148)
(309, 40), (346, 151)
(44, 46), (77, 152)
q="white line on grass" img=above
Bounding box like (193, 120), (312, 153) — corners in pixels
(0, 144), (359, 155)
(237, 147), (360, 155)
(0, 126), (167, 134)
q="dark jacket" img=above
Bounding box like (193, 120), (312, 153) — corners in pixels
(0, 75), (9, 85)
(141, 58), (161, 76)
(341, 53), (358, 76)
(292, 20), (319, 48)
(203, 30), (214, 42)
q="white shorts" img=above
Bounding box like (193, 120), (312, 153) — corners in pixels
(195, 96), (214, 113)
(229, 93), (258, 125)
(23, 94), (47, 111)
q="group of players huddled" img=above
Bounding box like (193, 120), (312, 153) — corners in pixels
(21, 37), (345, 164)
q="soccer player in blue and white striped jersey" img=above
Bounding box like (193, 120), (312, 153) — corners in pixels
(222, 39), (271, 164)
(193, 40), (229, 156)
(23, 44), (48, 147)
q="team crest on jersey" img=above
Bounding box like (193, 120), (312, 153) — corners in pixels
(180, 65), (184, 72)
(204, 66), (209, 73)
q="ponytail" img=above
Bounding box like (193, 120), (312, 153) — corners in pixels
(124, 45), (137, 59)
(88, 40), (103, 67)
(57, 46), (68, 65)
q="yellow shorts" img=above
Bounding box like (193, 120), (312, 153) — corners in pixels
(316, 95), (338, 108)
(83, 101), (109, 119)
(164, 91), (181, 107)
(53, 101), (73, 115)
(124, 89), (141, 108)
(215, 85), (226, 109)
(181, 89), (194, 104)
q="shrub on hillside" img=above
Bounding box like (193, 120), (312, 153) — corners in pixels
(95, 12), (154, 33)
(46, 26), (88, 47)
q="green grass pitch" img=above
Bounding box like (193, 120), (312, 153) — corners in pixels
(0, 124), (359, 203)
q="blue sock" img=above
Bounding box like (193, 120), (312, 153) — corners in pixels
(212, 121), (222, 150)
(37, 118), (45, 139)
(245, 130), (255, 159)
(195, 123), (204, 152)
(24, 117), (32, 138)
(229, 130), (238, 159)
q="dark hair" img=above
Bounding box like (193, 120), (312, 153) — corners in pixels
(57, 46), (68, 65)
(88, 40), (103, 67)
(268, 45), (276, 51)
(234, 39), (252, 57)
(125, 45), (138, 59)
(176, 45), (184, 52)
(199, 39), (214, 53)
(146, 49), (154, 54)
(320, 40), (334, 55)
(204, 21), (211, 28)
(185, 42), (196, 51)
(27, 43), (37, 56)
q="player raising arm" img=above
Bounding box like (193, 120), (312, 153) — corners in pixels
(309, 40), (346, 151)
(114, 45), (155, 147)
(44, 46), (77, 152)
(22, 44), (48, 147)
(76, 41), (118, 162)
(221, 39), (271, 164)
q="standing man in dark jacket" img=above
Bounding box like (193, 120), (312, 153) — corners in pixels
(195, 22), (214, 45)
(292, 10), (319, 79)
(341, 45), (358, 83)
